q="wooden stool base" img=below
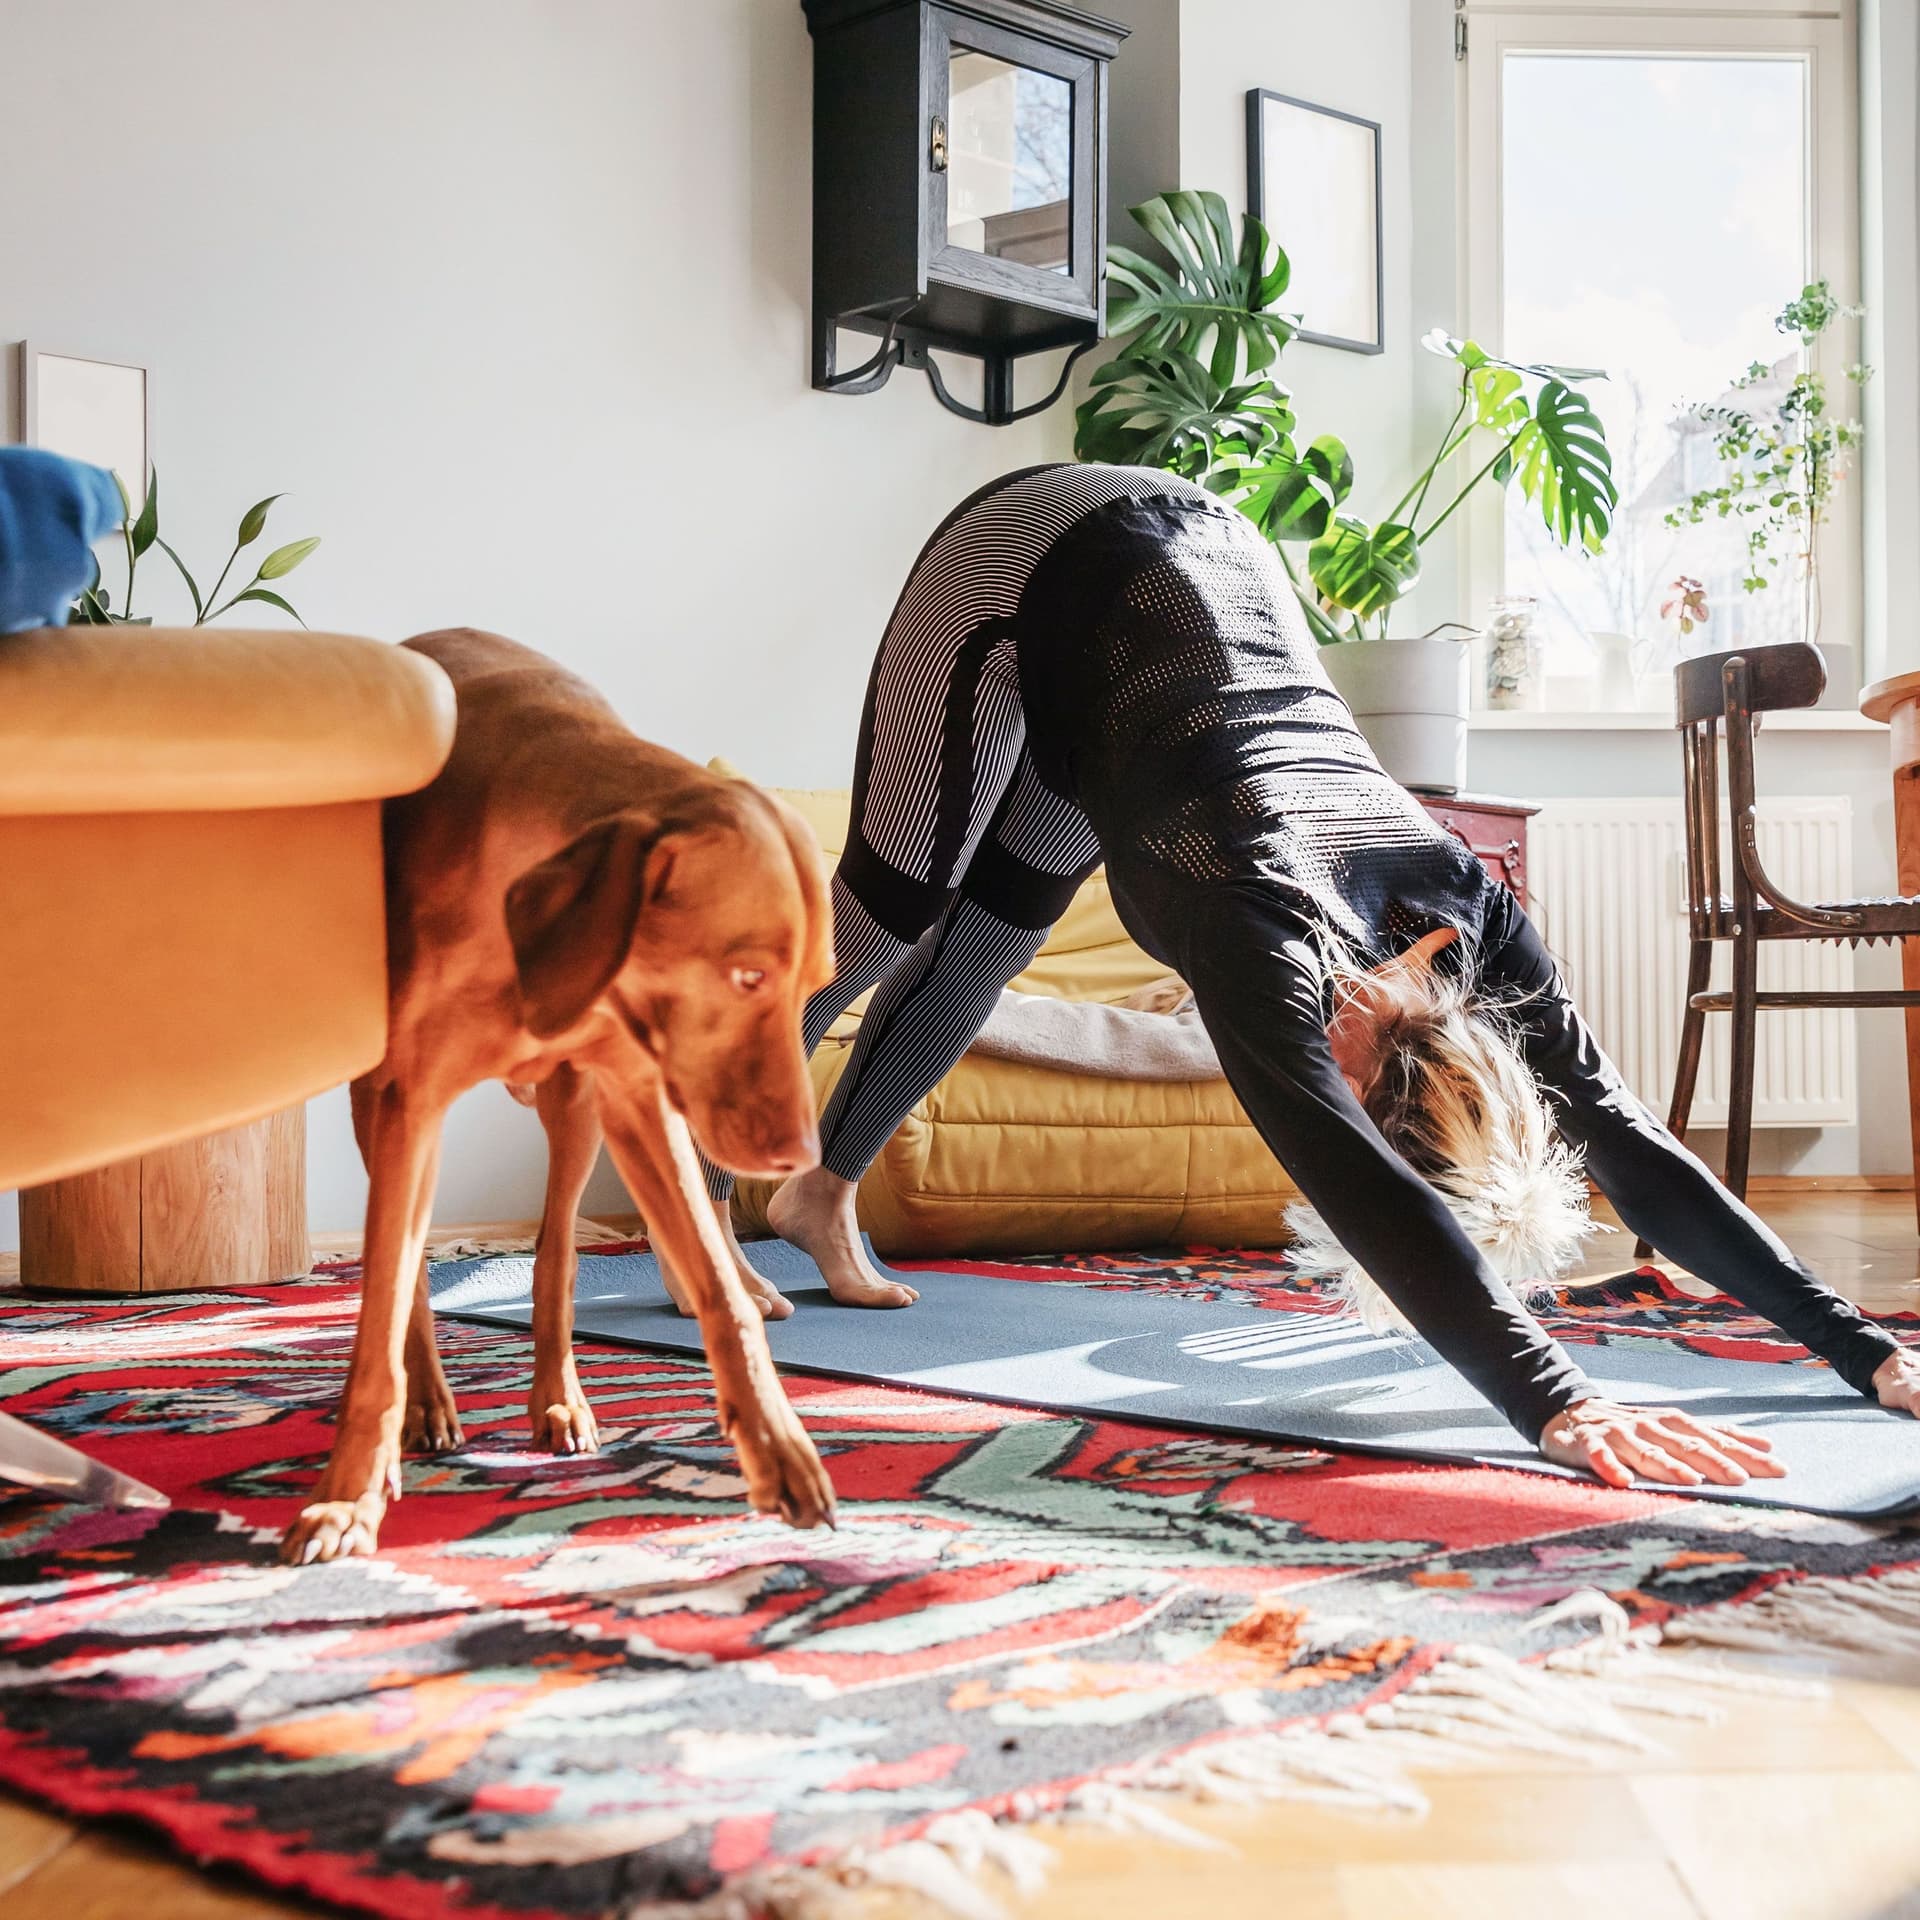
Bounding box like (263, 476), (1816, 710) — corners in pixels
(20, 1106), (310, 1294)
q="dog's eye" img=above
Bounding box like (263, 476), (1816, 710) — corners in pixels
(731, 966), (767, 993)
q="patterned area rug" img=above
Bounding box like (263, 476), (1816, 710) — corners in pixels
(0, 1250), (1916, 1920)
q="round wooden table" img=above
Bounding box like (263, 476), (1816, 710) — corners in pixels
(1860, 670), (1920, 1225)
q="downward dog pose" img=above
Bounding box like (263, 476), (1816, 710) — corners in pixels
(692, 463), (1920, 1484)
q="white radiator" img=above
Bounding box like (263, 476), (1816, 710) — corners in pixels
(1526, 798), (1856, 1128)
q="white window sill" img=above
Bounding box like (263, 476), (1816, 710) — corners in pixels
(1469, 708), (1884, 735)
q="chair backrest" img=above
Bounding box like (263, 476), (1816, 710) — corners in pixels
(1673, 644), (1826, 937)
(1673, 643), (1825, 727)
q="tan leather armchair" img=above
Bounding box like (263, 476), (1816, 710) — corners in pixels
(0, 627), (455, 1192)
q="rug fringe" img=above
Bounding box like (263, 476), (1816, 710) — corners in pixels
(1662, 1565), (1920, 1661)
(631, 1579), (1852, 1920)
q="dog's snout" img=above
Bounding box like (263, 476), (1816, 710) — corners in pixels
(756, 1120), (820, 1179)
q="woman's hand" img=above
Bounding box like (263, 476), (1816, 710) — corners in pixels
(1873, 1348), (1920, 1416)
(1539, 1396), (1786, 1489)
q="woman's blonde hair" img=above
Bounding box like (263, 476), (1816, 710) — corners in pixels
(1284, 932), (1596, 1332)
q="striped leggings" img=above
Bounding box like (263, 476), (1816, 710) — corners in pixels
(702, 466), (1179, 1200)
(701, 752), (1100, 1200)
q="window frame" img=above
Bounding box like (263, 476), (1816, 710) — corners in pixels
(1458, 1), (1861, 711)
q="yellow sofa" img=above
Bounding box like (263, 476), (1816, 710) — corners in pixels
(722, 768), (1299, 1257)
(0, 627), (455, 1192)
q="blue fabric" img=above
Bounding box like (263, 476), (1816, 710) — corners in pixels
(431, 1242), (1920, 1520)
(0, 448), (124, 634)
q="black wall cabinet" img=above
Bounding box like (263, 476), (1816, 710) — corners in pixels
(802, 0), (1128, 424)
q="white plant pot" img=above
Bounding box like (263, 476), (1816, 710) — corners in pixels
(1320, 635), (1471, 794)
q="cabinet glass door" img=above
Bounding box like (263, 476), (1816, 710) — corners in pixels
(945, 49), (1073, 274)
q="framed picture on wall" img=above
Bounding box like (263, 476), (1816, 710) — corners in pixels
(1245, 90), (1383, 356)
(17, 344), (149, 509)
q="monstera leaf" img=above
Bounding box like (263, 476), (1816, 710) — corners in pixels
(1466, 363), (1529, 435)
(1107, 190), (1297, 387)
(1075, 352), (1295, 472)
(1308, 515), (1423, 620)
(1214, 432), (1355, 543)
(1420, 329), (1605, 385)
(1500, 378), (1618, 553)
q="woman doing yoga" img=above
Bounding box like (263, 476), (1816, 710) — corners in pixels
(687, 463), (1920, 1487)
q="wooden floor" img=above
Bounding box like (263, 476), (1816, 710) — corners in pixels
(3, 1188), (1919, 1920)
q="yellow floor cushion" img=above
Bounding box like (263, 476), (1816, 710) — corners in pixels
(713, 760), (1298, 1255)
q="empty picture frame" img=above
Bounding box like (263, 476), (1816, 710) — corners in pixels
(1246, 90), (1383, 355)
(19, 345), (148, 509)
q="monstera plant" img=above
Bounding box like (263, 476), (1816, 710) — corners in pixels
(1075, 191), (1620, 647)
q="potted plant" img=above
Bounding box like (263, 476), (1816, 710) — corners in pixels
(1076, 191), (1619, 790)
(1666, 279), (1870, 655)
(69, 468), (321, 628)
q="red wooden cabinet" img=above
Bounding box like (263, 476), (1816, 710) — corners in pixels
(1418, 793), (1537, 908)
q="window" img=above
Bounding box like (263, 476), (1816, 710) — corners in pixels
(1461, 4), (1858, 711)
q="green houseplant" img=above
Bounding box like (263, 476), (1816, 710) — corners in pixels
(1075, 191), (1619, 786)
(1666, 279), (1869, 651)
(69, 468), (321, 628)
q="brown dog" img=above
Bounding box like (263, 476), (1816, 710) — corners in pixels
(281, 629), (837, 1564)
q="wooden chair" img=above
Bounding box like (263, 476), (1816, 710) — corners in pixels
(1652, 644), (1920, 1236)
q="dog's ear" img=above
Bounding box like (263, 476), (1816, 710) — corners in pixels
(504, 811), (674, 1039)
(761, 789), (837, 989)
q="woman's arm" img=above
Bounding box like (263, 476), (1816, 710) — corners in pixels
(1479, 891), (1905, 1398)
(1169, 883), (1795, 1482)
(1175, 891), (1594, 1441)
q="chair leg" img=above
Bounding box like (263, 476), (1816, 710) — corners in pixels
(1636, 940), (1714, 1261)
(1723, 922), (1759, 1203)
(1903, 933), (1920, 1233)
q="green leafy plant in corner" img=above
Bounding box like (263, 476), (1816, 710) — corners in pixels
(69, 468), (321, 628)
(1075, 190), (1620, 643)
(1665, 279), (1870, 649)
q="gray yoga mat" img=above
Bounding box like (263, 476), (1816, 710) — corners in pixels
(430, 1240), (1920, 1519)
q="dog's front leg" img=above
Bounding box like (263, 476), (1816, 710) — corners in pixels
(283, 1084), (445, 1563)
(597, 1084), (834, 1530)
(358, 1075), (462, 1455)
(401, 1130), (464, 1453)
(528, 1065), (603, 1453)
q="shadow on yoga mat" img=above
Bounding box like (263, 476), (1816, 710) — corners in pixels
(430, 1240), (1920, 1520)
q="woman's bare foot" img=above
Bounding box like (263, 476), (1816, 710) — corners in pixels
(657, 1196), (795, 1322)
(766, 1167), (919, 1308)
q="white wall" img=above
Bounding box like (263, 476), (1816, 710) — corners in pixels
(1175, 0), (1427, 619)
(0, 0), (1077, 1243)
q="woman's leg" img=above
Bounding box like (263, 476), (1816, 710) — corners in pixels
(696, 467), (1081, 1300)
(770, 755), (1101, 1301)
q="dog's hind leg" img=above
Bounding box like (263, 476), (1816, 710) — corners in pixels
(598, 1081), (833, 1530)
(528, 1064), (603, 1454)
(283, 1081), (446, 1564)
(357, 1076), (463, 1454)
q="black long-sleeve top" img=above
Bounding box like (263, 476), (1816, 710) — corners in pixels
(1010, 476), (1898, 1439)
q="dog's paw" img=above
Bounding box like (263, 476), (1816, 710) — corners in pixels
(403, 1392), (465, 1454)
(529, 1395), (601, 1455)
(719, 1388), (836, 1530)
(280, 1497), (384, 1565)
